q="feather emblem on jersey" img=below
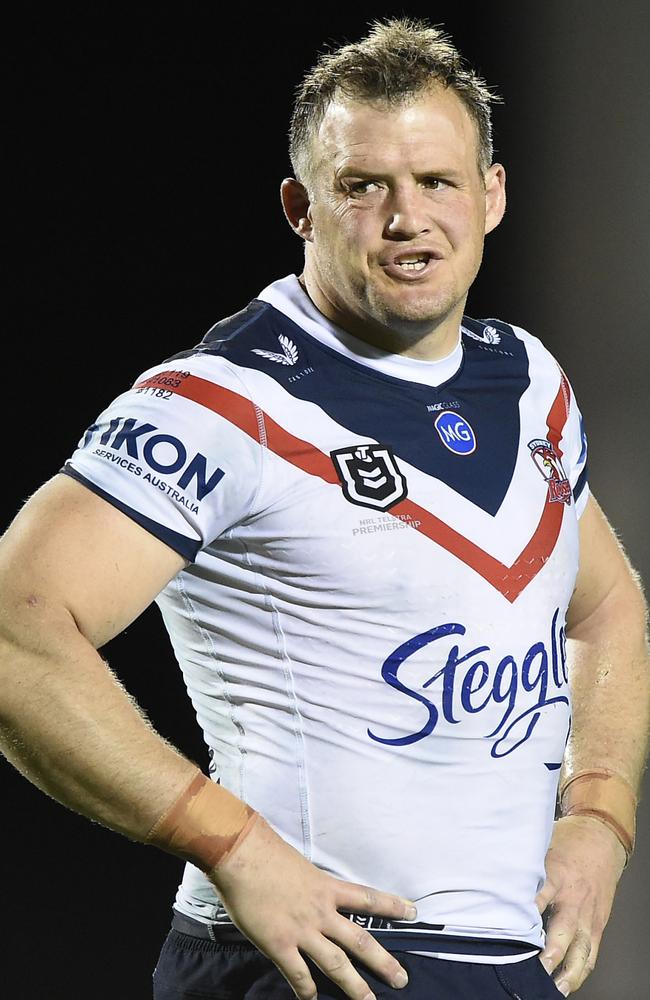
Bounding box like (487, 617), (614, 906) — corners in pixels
(462, 325), (501, 345)
(252, 334), (298, 366)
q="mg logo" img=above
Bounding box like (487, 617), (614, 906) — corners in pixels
(434, 411), (477, 455)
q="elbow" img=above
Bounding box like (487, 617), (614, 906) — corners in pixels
(566, 575), (648, 646)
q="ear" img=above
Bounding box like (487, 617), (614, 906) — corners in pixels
(483, 163), (507, 235)
(280, 178), (314, 242)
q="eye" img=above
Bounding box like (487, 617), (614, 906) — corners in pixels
(422, 177), (448, 190)
(348, 180), (382, 195)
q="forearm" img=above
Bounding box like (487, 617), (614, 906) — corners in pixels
(564, 586), (650, 797)
(537, 585), (649, 992)
(0, 602), (197, 842)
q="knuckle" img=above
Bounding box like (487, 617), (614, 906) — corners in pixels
(285, 968), (316, 1000)
(561, 959), (579, 979)
(550, 921), (577, 941)
(296, 985), (317, 998)
(312, 900), (329, 924)
(324, 948), (348, 975)
(269, 940), (287, 960)
(389, 893), (403, 910)
(545, 939), (566, 961)
(364, 887), (377, 909)
(354, 930), (372, 952)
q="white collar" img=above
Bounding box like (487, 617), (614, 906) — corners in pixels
(257, 274), (463, 388)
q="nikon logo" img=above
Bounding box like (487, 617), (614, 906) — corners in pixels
(81, 417), (225, 500)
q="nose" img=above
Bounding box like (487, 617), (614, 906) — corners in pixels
(384, 184), (431, 240)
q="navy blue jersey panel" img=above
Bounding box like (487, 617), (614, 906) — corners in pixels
(168, 302), (530, 516)
(166, 300), (269, 362)
(573, 464), (588, 504)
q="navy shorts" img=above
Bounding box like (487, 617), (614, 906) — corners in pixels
(152, 911), (564, 999)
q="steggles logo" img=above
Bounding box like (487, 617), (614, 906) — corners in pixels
(252, 335), (298, 366)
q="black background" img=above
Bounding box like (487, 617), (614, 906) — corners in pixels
(5, 3), (649, 998)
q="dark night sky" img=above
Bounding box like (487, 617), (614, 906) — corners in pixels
(5, 4), (649, 998)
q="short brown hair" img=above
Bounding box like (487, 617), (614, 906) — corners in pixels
(289, 17), (499, 189)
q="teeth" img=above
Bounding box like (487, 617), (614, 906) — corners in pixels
(397, 260), (427, 271)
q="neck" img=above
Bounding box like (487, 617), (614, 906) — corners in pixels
(298, 268), (464, 362)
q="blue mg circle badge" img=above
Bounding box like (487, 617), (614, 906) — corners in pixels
(434, 410), (477, 455)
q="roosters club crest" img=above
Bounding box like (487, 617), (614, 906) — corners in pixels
(331, 444), (407, 511)
(528, 439), (572, 505)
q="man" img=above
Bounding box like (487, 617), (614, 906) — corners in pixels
(0, 17), (647, 1000)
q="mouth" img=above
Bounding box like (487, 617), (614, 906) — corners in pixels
(379, 249), (443, 282)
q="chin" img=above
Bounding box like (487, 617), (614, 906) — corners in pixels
(374, 288), (459, 327)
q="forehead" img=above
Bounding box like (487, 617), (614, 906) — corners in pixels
(315, 88), (479, 177)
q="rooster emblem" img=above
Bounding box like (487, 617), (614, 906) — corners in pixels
(528, 438), (572, 505)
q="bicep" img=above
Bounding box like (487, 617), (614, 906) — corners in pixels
(566, 493), (644, 636)
(0, 473), (187, 649)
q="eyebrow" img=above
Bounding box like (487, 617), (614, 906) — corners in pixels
(334, 166), (464, 183)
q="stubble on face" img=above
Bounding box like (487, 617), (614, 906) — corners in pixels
(301, 87), (500, 358)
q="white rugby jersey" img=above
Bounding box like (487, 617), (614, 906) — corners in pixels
(63, 274), (588, 964)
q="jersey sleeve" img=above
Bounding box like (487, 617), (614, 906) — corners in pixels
(510, 321), (590, 521)
(561, 374), (589, 518)
(61, 356), (262, 561)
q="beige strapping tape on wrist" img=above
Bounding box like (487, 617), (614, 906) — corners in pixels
(145, 769), (260, 874)
(559, 769), (637, 862)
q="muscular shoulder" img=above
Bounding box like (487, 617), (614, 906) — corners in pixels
(163, 295), (303, 378)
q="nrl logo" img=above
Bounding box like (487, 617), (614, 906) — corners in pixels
(529, 438), (572, 505)
(252, 334), (298, 366)
(462, 324), (501, 345)
(331, 443), (408, 512)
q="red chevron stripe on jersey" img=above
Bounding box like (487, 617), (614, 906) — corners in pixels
(134, 370), (571, 602)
